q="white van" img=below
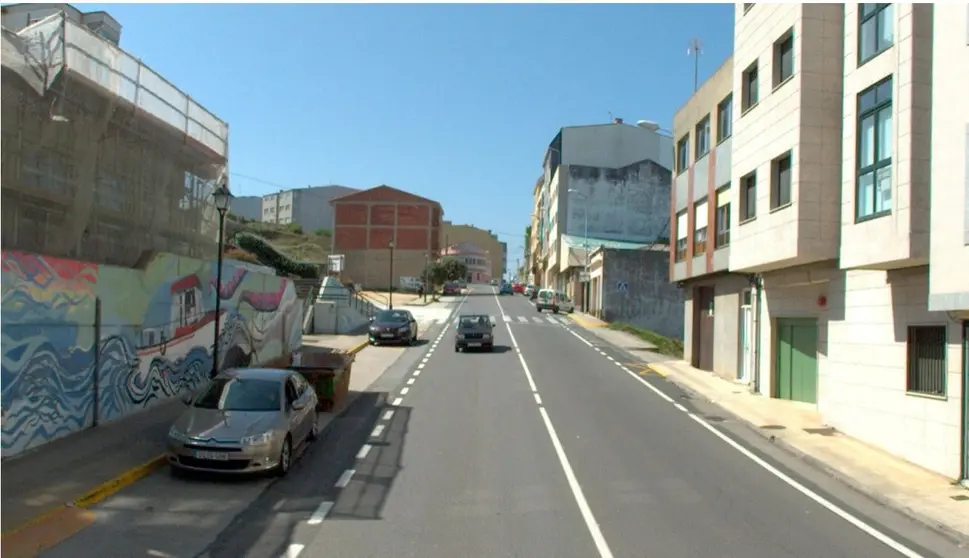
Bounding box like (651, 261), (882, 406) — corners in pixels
(536, 289), (574, 314)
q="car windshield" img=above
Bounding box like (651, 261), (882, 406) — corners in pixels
(192, 377), (281, 412)
(460, 316), (490, 328)
(375, 310), (408, 322)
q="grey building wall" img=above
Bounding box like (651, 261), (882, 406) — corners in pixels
(600, 249), (684, 339)
(231, 196), (262, 221)
(262, 185), (359, 231)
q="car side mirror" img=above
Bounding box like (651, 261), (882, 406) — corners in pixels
(490, 318), (497, 326)
(291, 400), (306, 411)
(181, 391), (193, 405)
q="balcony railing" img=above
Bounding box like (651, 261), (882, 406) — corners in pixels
(8, 12), (228, 159)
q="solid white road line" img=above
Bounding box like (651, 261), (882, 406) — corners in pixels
(306, 501), (334, 525)
(566, 312), (928, 558)
(356, 444), (372, 460)
(534, 393), (543, 405)
(282, 543), (305, 558)
(335, 469), (355, 488)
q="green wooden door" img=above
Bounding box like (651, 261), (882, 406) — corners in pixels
(775, 319), (818, 404)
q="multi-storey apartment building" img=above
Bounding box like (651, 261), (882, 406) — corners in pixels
(672, 3), (968, 480)
(528, 174), (544, 284)
(262, 185), (359, 231)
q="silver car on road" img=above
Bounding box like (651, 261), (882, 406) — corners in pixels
(167, 367), (319, 476)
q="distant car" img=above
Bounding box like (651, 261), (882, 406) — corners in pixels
(512, 282), (525, 294)
(455, 314), (495, 352)
(368, 309), (419, 346)
(167, 368), (318, 477)
(442, 281), (461, 296)
(536, 289), (574, 313)
(499, 282), (514, 295)
(523, 284), (536, 297)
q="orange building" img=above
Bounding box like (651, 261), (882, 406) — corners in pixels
(330, 185), (444, 288)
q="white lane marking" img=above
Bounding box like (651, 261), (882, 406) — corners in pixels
(532, 317), (544, 324)
(606, 356), (615, 361)
(356, 444), (372, 460)
(391, 397), (404, 406)
(534, 393), (543, 405)
(371, 424), (385, 437)
(565, 328), (595, 347)
(400, 387), (410, 395)
(282, 543), (305, 558)
(422, 357), (429, 363)
(335, 469), (355, 488)
(565, 312), (927, 558)
(417, 363), (425, 369)
(306, 501), (334, 525)
(383, 410), (395, 421)
(495, 294), (613, 558)
(407, 378), (416, 385)
(518, 316), (528, 323)
(503, 315), (512, 322)
(413, 369), (421, 376)
(546, 316), (558, 323)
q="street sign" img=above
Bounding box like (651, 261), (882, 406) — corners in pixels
(616, 281), (628, 292)
(327, 254), (345, 273)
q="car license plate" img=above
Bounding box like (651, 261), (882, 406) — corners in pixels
(380, 333), (395, 339)
(194, 450), (229, 461)
(467, 342), (481, 347)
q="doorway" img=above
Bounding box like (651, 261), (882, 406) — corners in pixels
(774, 318), (819, 404)
(691, 286), (715, 371)
(738, 289), (753, 383)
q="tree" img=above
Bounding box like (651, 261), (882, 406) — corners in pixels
(423, 257), (468, 287)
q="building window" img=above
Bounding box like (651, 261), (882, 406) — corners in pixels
(715, 184), (731, 248)
(859, 4), (894, 65)
(717, 95), (733, 143)
(856, 76), (893, 220)
(773, 29), (794, 88)
(740, 171), (757, 222)
(676, 134), (690, 174)
(675, 210), (688, 262)
(742, 62), (759, 112)
(694, 198), (708, 255)
(695, 116), (711, 160)
(771, 151), (793, 210)
(906, 326), (946, 397)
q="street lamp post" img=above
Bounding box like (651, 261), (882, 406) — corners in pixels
(211, 183), (234, 378)
(423, 251), (429, 303)
(568, 188), (590, 312)
(388, 240), (395, 309)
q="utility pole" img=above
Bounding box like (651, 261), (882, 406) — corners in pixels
(688, 38), (703, 93)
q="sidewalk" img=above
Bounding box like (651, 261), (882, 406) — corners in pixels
(0, 332), (370, 541)
(581, 324), (969, 544)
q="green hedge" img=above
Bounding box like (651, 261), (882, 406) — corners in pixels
(233, 231), (322, 279)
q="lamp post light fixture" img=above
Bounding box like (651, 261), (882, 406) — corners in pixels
(388, 240), (396, 310)
(211, 183), (234, 378)
(423, 251), (429, 304)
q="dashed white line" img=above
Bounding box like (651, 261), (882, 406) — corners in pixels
(335, 468), (355, 488)
(383, 409), (395, 421)
(371, 424), (385, 437)
(534, 393), (543, 405)
(400, 387), (410, 395)
(391, 397), (404, 406)
(413, 369), (421, 376)
(407, 378), (416, 385)
(282, 543), (305, 558)
(307, 501), (334, 525)
(417, 363), (425, 369)
(356, 444), (372, 460)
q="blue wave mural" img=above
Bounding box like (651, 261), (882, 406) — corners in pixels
(1, 251), (302, 457)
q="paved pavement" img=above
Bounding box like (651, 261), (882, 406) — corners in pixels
(21, 287), (968, 557)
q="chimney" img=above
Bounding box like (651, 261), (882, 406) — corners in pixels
(613, 117), (623, 124)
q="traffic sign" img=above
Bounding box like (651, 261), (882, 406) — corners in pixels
(616, 281), (628, 292)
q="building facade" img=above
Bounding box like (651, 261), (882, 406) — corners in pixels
(230, 196), (262, 221)
(262, 185), (359, 232)
(330, 185), (443, 289)
(670, 3), (968, 480)
(528, 174), (544, 284)
(1, 8), (228, 268)
(535, 119), (674, 308)
(441, 222), (504, 280)
(443, 242), (492, 284)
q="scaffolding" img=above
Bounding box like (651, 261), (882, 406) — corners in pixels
(1, 12), (229, 267)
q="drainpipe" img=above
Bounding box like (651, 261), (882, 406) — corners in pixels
(751, 273), (764, 395)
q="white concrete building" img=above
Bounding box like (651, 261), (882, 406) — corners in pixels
(535, 119), (673, 308)
(261, 185), (359, 232)
(676, 3), (968, 480)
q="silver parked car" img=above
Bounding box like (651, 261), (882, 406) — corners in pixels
(167, 368), (319, 476)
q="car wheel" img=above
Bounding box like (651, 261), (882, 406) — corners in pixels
(276, 436), (292, 477)
(553, 308), (559, 314)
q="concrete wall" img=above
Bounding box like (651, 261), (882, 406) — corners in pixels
(0, 250), (302, 457)
(928, 4), (969, 313)
(729, 3), (845, 273)
(599, 249), (683, 339)
(839, 4), (932, 270)
(560, 123), (673, 171)
(563, 160), (671, 244)
(682, 274), (750, 381)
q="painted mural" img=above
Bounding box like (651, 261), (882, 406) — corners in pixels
(1, 250), (302, 457)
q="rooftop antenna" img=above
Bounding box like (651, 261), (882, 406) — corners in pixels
(688, 38), (703, 93)
(607, 111), (614, 123)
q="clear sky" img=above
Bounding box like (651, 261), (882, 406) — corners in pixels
(85, 2), (735, 269)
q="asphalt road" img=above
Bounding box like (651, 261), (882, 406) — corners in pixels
(39, 286), (967, 558)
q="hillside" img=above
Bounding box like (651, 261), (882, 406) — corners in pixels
(224, 217), (332, 278)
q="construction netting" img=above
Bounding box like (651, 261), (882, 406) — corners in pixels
(1, 11), (230, 268)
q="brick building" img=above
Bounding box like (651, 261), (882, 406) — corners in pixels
(330, 185), (444, 288)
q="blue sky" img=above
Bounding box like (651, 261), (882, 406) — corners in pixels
(86, 3), (735, 267)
